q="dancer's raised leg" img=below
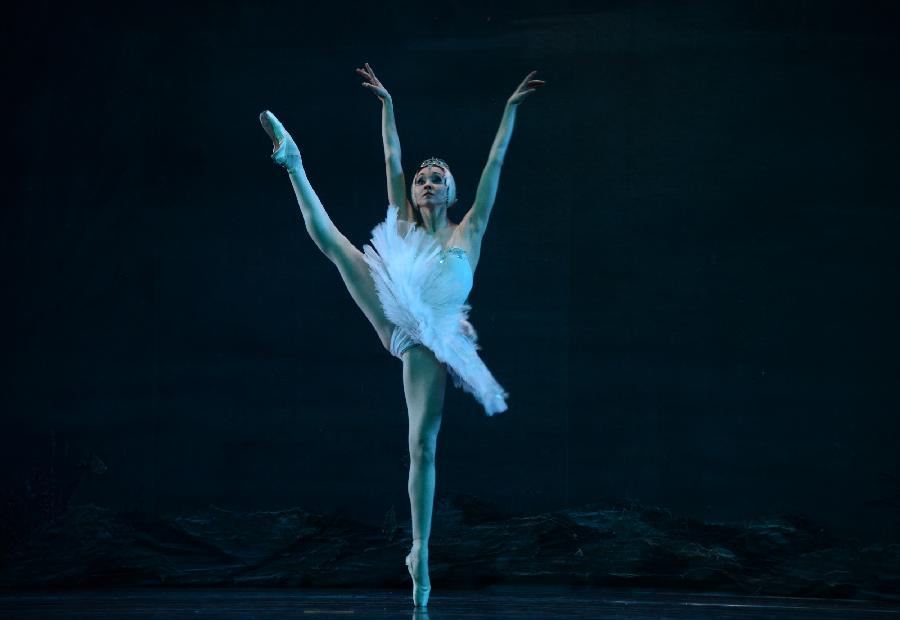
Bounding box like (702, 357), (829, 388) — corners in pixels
(260, 111), (394, 349)
(402, 345), (447, 607)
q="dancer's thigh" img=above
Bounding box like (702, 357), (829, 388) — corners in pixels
(402, 346), (446, 441)
(327, 233), (394, 349)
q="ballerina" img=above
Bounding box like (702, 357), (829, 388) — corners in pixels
(259, 63), (543, 607)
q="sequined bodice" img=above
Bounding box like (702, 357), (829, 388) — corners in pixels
(439, 246), (473, 303)
(395, 218), (473, 302)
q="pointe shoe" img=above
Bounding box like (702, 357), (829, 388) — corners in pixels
(258, 110), (301, 170)
(405, 550), (431, 607)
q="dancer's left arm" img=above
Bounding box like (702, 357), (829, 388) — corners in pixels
(461, 71), (544, 245)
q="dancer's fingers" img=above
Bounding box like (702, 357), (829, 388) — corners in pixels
(365, 62), (382, 85)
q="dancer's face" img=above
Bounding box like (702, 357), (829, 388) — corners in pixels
(413, 166), (450, 208)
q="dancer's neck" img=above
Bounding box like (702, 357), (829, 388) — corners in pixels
(418, 206), (449, 234)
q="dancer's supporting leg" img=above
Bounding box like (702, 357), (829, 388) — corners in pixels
(402, 345), (447, 606)
(260, 111), (394, 349)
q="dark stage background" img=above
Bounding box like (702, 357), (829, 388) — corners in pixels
(4, 0), (899, 549)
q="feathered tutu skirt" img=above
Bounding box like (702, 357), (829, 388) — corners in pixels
(363, 205), (508, 416)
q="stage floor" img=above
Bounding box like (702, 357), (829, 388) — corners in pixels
(0, 587), (897, 619)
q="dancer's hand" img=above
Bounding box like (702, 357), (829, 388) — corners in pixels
(507, 71), (545, 106)
(356, 62), (391, 102)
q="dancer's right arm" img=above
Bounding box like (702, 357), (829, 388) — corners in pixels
(357, 63), (415, 222)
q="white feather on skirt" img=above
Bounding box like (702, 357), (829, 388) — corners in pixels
(362, 205), (508, 416)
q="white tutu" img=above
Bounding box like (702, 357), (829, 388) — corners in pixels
(363, 205), (508, 416)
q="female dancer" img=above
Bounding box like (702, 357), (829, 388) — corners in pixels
(259, 63), (543, 607)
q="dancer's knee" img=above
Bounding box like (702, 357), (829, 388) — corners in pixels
(304, 219), (341, 258)
(408, 435), (437, 464)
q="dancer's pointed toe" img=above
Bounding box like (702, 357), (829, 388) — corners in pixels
(259, 110), (283, 144)
(406, 551), (431, 607)
(258, 110), (300, 170)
